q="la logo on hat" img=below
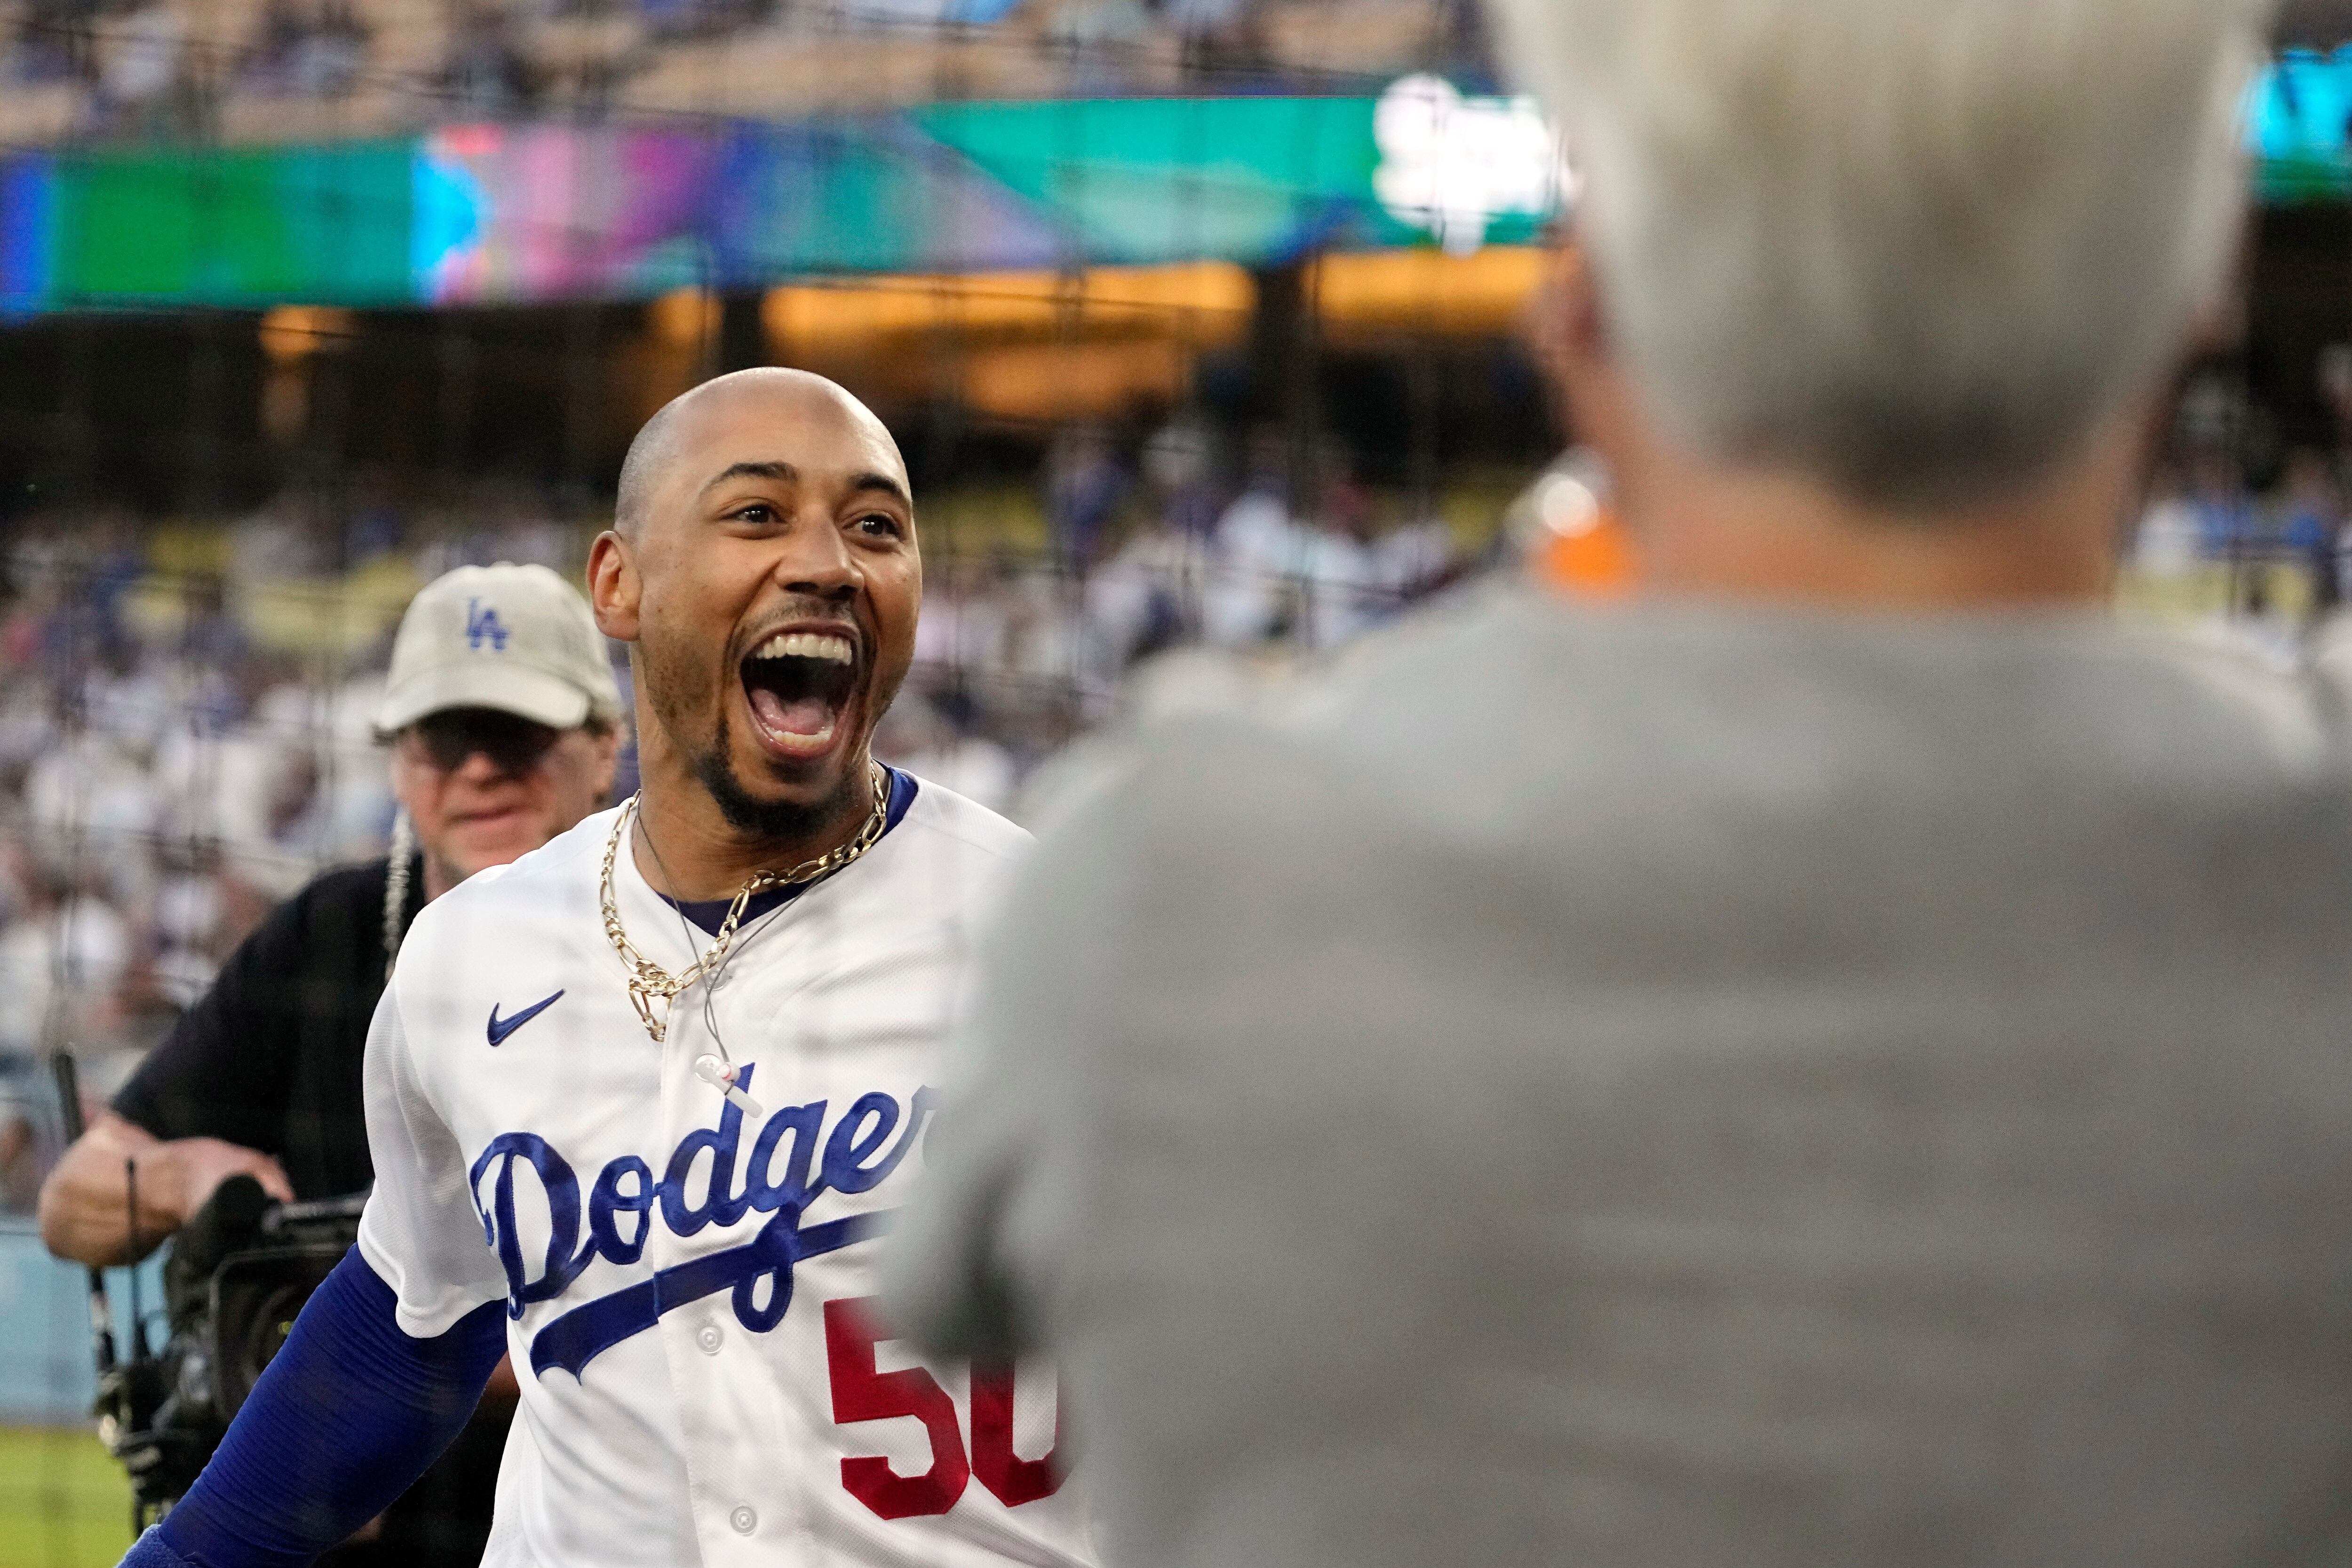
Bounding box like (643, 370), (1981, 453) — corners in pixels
(374, 562), (623, 737)
(468, 598), (512, 652)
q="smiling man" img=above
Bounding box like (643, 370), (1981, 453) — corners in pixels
(119, 370), (1093, 1568)
(44, 563), (622, 1264)
(600, 369), (922, 903)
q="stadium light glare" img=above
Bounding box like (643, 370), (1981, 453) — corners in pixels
(1372, 74), (1572, 257)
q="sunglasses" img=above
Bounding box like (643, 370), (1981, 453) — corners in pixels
(409, 708), (563, 776)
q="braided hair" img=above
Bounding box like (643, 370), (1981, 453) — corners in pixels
(382, 808), (417, 984)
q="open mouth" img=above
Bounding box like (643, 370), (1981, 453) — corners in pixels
(739, 628), (859, 758)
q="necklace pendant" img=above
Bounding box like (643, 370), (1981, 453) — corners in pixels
(602, 768), (890, 1054)
(630, 984), (669, 1044)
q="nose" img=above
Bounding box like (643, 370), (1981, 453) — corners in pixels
(771, 504), (860, 601)
(453, 745), (519, 784)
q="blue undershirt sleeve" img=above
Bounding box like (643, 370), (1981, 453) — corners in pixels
(121, 1246), (506, 1568)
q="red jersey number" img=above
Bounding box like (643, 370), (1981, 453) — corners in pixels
(824, 1295), (1066, 1520)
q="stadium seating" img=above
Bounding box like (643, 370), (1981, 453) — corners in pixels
(0, 0), (1476, 145)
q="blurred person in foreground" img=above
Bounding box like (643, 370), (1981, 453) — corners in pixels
(884, 3), (2352, 1567)
(41, 561), (620, 1566)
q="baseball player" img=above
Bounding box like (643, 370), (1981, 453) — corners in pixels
(123, 369), (1094, 1568)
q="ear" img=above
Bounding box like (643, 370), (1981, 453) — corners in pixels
(1536, 238), (1652, 501)
(587, 531), (641, 642)
(1530, 239), (1617, 429)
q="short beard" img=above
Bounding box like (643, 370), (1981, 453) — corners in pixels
(689, 713), (862, 845)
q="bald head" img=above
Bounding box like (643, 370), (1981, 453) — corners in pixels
(615, 368), (904, 541)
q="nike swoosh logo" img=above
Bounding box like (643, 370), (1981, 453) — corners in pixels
(487, 990), (564, 1047)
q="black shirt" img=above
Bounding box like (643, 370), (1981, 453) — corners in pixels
(108, 855), (501, 1568)
(114, 856), (424, 1202)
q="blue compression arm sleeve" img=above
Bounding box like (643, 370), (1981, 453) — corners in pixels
(122, 1246), (506, 1568)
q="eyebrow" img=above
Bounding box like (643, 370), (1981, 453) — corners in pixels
(696, 461), (911, 510)
(698, 460), (796, 498)
(846, 472), (913, 509)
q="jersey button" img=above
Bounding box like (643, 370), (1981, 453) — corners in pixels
(696, 1322), (723, 1355)
(728, 1505), (757, 1536)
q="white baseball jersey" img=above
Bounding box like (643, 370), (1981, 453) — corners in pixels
(356, 776), (1094, 1568)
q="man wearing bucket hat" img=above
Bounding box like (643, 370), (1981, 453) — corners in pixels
(39, 561), (620, 1565)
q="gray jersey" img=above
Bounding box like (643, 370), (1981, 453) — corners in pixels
(887, 583), (2352, 1568)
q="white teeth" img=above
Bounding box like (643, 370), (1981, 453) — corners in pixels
(755, 713), (836, 747)
(750, 632), (854, 664)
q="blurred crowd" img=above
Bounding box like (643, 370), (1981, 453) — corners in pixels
(2126, 367), (2352, 664)
(912, 423), (1462, 762)
(0, 418), (1470, 1207)
(0, 0), (1491, 143)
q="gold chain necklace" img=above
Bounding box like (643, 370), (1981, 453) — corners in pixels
(600, 763), (890, 1044)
